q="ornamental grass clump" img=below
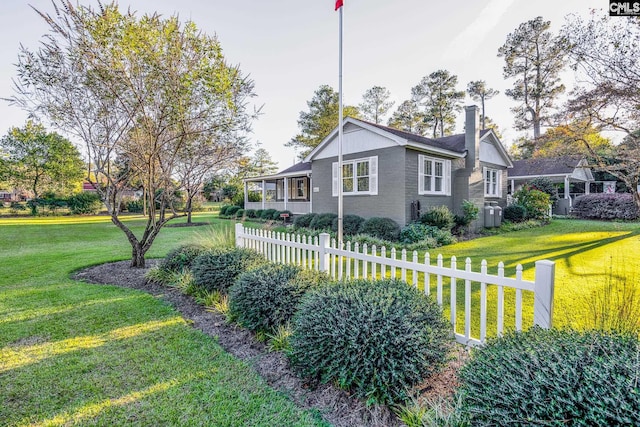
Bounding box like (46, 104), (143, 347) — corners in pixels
(191, 247), (266, 294)
(288, 278), (452, 405)
(229, 263), (329, 333)
(456, 327), (640, 426)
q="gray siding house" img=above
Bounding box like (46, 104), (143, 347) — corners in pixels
(245, 105), (513, 229)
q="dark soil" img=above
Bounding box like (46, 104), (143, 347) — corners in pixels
(73, 261), (467, 427)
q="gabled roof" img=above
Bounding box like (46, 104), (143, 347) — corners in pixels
(509, 156), (585, 178)
(278, 162), (311, 175)
(304, 117), (469, 161)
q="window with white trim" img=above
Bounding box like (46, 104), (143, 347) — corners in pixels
(332, 156), (378, 196)
(418, 155), (451, 195)
(484, 167), (502, 197)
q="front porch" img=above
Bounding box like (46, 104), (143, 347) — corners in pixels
(243, 162), (312, 215)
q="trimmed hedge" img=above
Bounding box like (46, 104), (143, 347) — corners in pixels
(293, 213), (317, 228)
(261, 208), (278, 220)
(457, 327), (640, 426)
(289, 279), (452, 405)
(503, 204), (527, 222)
(309, 212), (338, 230)
(400, 223), (455, 246)
(331, 214), (365, 236)
(67, 192), (103, 215)
(191, 248), (266, 293)
(229, 264), (329, 333)
(572, 193), (639, 220)
(360, 217), (401, 241)
(245, 209), (257, 219)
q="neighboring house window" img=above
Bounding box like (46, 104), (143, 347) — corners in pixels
(276, 177), (309, 201)
(484, 167), (502, 197)
(418, 155), (451, 195)
(332, 156), (378, 196)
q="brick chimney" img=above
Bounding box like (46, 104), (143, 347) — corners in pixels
(465, 105), (480, 171)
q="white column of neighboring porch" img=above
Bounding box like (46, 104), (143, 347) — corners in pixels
(564, 175), (571, 206)
(510, 179), (515, 194)
(261, 179), (266, 210)
(585, 181), (591, 194)
(244, 181), (248, 206)
(284, 178), (288, 211)
(309, 175), (313, 214)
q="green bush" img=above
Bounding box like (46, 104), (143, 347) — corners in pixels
(513, 185), (550, 220)
(229, 264), (329, 333)
(457, 328), (640, 426)
(420, 206), (455, 230)
(126, 199), (144, 213)
(158, 244), (207, 274)
(191, 248), (266, 294)
(331, 214), (365, 236)
(293, 213), (317, 228)
(309, 212), (337, 230)
(503, 204), (527, 222)
(235, 208), (245, 219)
(401, 223), (455, 246)
(289, 279), (452, 405)
(272, 209), (292, 221)
(255, 209), (264, 219)
(261, 208), (278, 220)
(67, 192), (103, 215)
(529, 176), (558, 202)
(225, 205), (241, 217)
(453, 200), (480, 234)
(219, 205), (231, 217)
(245, 209), (257, 219)
(360, 217), (401, 241)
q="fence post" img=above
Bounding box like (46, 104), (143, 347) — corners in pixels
(318, 233), (330, 273)
(235, 223), (244, 248)
(533, 260), (555, 328)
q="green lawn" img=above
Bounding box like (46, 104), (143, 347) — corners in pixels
(0, 213), (327, 427)
(435, 219), (640, 333)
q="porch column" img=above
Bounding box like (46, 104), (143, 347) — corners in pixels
(244, 181), (248, 206)
(564, 175), (570, 199)
(585, 181), (590, 195)
(261, 180), (266, 210)
(284, 178), (288, 210)
(510, 179), (515, 194)
(309, 176), (313, 214)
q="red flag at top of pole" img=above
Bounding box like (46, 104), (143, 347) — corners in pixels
(335, 0), (343, 10)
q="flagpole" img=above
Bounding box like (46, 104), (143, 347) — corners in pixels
(337, 1), (344, 244)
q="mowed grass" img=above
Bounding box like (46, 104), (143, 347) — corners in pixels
(433, 219), (640, 334)
(0, 213), (327, 427)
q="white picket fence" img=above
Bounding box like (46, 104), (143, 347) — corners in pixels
(235, 223), (555, 347)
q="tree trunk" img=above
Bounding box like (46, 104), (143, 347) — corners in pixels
(186, 195), (193, 224)
(130, 242), (146, 268)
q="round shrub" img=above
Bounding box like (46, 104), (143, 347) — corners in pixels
(272, 209), (292, 221)
(229, 264), (329, 333)
(255, 209), (264, 219)
(360, 217), (401, 241)
(219, 205), (231, 216)
(261, 208), (278, 220)
(331, 214), (365, 236)
(225, 205), (241, 217)
(457, 328), (640, 426)
(191, 248), (266, 293)
(503, 204), (527, 222)
(400, 223), (455, 246)
(289, 279), (452, 405)
(67, 192), (103, 215)
(294, 212), (317, 228)
(245, 209), (257, 219)
(235, 208), (245, 219)
(513, 185), (550, 220)
(309, 212), (338, 230)
(420, 206), (455, 230)
(573, 193), (639, 220)
(158, 244), (207, 274)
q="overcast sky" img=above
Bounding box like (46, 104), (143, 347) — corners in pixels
(0, 0), (605, 169)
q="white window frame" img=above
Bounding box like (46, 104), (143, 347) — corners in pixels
(484, 167), (502, 197)
(418, 155), (451, 196)
(332, 156), (378, 196)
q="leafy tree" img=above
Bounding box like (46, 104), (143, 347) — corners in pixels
(10, 1), (255, 266)
(411, 69), (465, 138)
(498, 16), (567, 140)
(251, 148), (279, 176)
(480, 115), (504, 140)
(562, 13), (640, 210)
(358, 86), (394, 124)
(287, 85), (359, 159)
(534, 122), (612, 159)
(387, 99), (427, 135)
(0, 121), (84, 214)
(467, 80), (499, 129)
